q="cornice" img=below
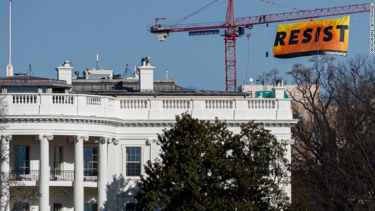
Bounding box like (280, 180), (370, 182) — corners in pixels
(0, 115), (297, 128)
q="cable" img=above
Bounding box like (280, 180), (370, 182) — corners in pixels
(259, 0), (276, 6)
(245, 33), (251, 84)
(173, 0), (225, 25)
(256, 0), (299, 12)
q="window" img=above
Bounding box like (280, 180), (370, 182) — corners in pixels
(84, 147), (98, 176)
(126, 147), (141, 176)
(53, 203), (63, 211)
(84, 203), (97, 211)
(125, 203), (140, 211)
(13, 202), (29, 211)
(53, 146), (64, 171)
(15, 145), (30, 175)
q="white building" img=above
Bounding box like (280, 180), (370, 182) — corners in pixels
(0, 58), (295, 211)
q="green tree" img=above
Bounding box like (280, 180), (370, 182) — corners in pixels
(136, 114), (289, 211)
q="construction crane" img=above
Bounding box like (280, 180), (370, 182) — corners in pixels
(150, 1), (374, 92)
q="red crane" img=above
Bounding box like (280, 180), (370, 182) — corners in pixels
(150, 1), (373, 92)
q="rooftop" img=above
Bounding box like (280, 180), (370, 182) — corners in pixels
(0, 75), (71, 88)
(79, 89), (251, 97)
(72, 79), (186, 94)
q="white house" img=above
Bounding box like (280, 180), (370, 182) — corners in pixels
(0, 58), (295, 211)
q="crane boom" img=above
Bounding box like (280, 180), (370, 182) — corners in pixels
(151, 3), (370, 33)
(150, 2), (372, 91)
(237, 3), (370, 26)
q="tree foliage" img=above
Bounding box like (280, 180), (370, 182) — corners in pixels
(290, 56), (375, 210)
(136, 114), (289, 211)
(104, 176), (138, 210)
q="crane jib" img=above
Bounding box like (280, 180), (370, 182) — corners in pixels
(236, 3), (371, 26)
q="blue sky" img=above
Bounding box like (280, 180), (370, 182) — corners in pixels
(0, 0), (371, 90)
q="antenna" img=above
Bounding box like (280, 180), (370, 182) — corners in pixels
(6, 0), (14, 77)
(96, 52), (101, 69)
(28, 64), (32, 77)
(165, 70), (169, 80)
(124, 64), (129, 78)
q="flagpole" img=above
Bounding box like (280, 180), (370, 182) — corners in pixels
(6, 0), (14, 77)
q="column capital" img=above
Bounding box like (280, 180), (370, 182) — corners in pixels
(145, 139), (151, 146)
(98, 137), (109, 144)
(145, 138), (156, 146)
(38, 134), (53, 141)
(0, 135), (12, 142)
(112, 138), (119, 145)
(98, 137), (118, 145)
(75, 135), (89, 143)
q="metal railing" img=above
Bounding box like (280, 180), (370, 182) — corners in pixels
(84, 169), (98, 182)
(9, 169), (97, 182)
(50, 169), (74, 181)
(9, 170), (38, 181)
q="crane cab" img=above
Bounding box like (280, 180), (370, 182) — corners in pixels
(157, 32), (169, 41)
(150, 21), (169, 42)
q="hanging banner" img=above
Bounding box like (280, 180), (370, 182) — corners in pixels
(273, 16), (350, 58)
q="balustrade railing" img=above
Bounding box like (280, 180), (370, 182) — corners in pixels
(52, 95), (74, 104)
(205, 100), (234, 109)
(120, 99), (148, 109)
(12, 95), (37, 104)
(248, 99), (276, 109)
(8, 94), (281, 111)
(87, 96), (102, 105)
(162, 99), (191, 109)
(4, 93), (290, 120)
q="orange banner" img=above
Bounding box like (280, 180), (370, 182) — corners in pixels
(273, 16), (350, 58)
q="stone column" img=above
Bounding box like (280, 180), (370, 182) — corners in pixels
(39, 134), (53, 211)
(98, 137), (108, 211)
(0, 135), (11, 211)
(74, 136), (88, 211)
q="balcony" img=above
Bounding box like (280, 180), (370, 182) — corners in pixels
(9, 169), (97, 182)
(9, 170), (38, 181)
(50, 169), (75, 181)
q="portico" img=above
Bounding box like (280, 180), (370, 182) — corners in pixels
(0, 134), (113, 211)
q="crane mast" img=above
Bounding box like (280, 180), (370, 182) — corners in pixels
(224, 0), (237, 92)
(151, 2), (373, 92)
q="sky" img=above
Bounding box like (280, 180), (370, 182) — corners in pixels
(0, 0), (371, 90)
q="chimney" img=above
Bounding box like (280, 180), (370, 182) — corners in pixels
(6, 64), (13, 78)
(137, 57), (155, 92)
(56, 60), (73, 85)
(273, 80), (285, 99)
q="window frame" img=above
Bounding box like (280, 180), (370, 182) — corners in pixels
(125, 146), (142, 177)
(53, 146), (64, 171)
(84, 146), (98, 177)
(15, 145), (30, 175)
